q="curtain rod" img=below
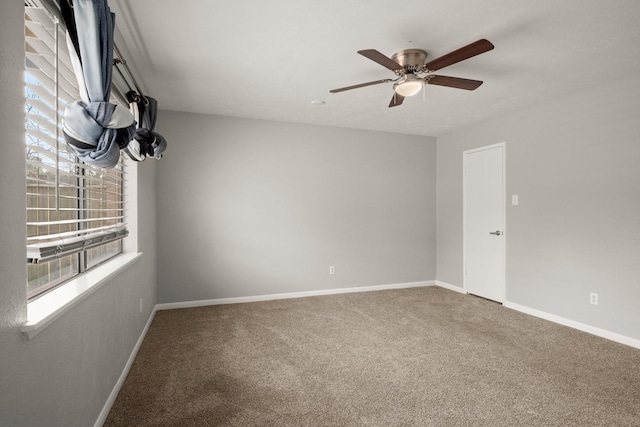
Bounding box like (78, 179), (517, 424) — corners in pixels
(113, 43), (146, 102)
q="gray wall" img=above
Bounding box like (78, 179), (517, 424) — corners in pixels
(437, 76), (640, 340)
(155, 113), (437, 303)
(0, 2), (158, 426)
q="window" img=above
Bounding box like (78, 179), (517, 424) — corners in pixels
(25, 3), (128, 299)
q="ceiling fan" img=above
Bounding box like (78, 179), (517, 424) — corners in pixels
(330, 39), (494, 107)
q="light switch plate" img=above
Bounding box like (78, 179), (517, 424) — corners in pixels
(512, 195), (519, 206)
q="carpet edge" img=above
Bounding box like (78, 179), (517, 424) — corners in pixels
(155, 280), (437, 311)
(504, 300), (640, 350)
(94, 307), (158, 427)
(434, 280), (466, 294)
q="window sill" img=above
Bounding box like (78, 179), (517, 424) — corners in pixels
(22, 252), (142, 340)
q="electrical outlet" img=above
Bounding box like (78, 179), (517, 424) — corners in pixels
(589, 292), (598, 306)
(139, 298), (143, 313)
(329, 265), (335, 275)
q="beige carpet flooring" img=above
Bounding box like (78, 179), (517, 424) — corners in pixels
(104, 286), (640, 426)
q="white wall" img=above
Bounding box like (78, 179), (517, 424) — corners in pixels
(437, 75), (640, 341)
(0, 2), (158, 426)
(155, 113), (437, 303)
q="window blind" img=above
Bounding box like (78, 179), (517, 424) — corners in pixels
(25, 3), (128, 298)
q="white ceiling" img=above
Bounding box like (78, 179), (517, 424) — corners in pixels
(110, 0), (640, 137)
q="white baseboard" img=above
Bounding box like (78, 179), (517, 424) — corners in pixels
(504, 301), (640, 350)
(434, 283), (639, 350)
(434, 280), (466, 294)
(94, 308), (157, 427)
(156, 280), (437, 311)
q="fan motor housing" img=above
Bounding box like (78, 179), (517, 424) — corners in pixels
(391, 49), (428, 68)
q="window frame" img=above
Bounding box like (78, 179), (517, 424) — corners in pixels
(24, 0), (134, 303)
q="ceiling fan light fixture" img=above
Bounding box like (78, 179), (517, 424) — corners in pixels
(393, 74), (425, 97)
(330, 39), (493, 107)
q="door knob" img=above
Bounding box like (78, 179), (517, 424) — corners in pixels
(489, 230), (502, 236)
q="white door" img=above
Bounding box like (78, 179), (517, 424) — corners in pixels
(463, 143), (505, 302)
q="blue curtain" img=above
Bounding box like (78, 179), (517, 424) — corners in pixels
(60, 0), (135, 168)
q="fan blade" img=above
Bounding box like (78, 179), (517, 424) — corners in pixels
(389, 93), (405, 107)
(424, 39), (494, 71)
(358, 49), (403, 72)
(427, 75), (483, 90)
(330, 79), (392, 93)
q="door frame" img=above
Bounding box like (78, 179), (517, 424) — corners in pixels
(462, 142), (506, 302)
